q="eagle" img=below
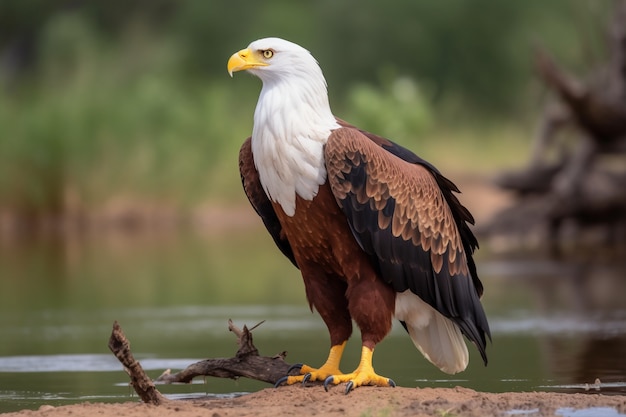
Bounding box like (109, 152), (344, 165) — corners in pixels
(227, 37), (490, 393)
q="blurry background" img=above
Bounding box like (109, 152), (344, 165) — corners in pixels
(0, 0), (625, 412)
(0, 0), (616, 225)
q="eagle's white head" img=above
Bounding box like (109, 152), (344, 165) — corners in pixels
(228, 38), (340, 216)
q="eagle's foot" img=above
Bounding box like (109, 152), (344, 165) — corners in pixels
(274, 342), (346, 387)
(323, 346), (395, 394)
(323, 370), (395, 393)
(282, 362), (344, 385)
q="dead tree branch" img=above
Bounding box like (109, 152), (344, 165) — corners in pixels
(108, 320), (167, 405)
(155, 319), (294, 385)
(108, 319), (298, 404)
(486, 2), (626, 250)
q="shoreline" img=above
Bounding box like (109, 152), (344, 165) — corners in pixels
(3, 386), (626, 417)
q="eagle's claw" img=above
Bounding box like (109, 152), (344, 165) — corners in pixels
(302, 373), (312, 385)
(345, 380), (354, 394)
(323, 376), (334, 392)
(275, 363), (306, 388)
(323, 373), (396, 394)
(287, 363), (303, 374)
(274, 375), (289, 388)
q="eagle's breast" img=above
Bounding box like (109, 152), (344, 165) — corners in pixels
(251, 79), (339, 216)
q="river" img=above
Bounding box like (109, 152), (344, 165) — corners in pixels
(0, 226), (624, 412)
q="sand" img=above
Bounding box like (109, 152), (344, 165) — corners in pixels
(3, 385), (626, 417)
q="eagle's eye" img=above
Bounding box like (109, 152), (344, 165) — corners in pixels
(262, 49), (274, 59)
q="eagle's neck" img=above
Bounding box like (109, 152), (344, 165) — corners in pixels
(252, 75), (339, 217)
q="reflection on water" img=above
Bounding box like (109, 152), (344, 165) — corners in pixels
(0, 228), (625, 412)
(508, 407), (626, 417)
(482, 255), (626, 394)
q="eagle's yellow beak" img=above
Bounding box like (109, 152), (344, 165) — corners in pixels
(227, 48), (268, 77)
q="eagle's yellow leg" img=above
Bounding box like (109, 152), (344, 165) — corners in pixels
(324, 346), (395, 393)
(285, 341), (346, 384)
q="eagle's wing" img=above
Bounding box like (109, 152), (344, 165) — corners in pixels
(335, 119), (483, 297)
(239, 137), (298, 268)
(325, 126), (490, 365)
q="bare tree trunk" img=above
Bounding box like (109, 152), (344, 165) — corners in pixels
(486, 2), (626, 249)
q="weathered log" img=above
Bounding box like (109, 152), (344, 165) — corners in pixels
(533, 0), (626, 144)
(534, 48), (626, 142)
(487, 2), (626, 248)
(108, 319), (298, 404)
(481, 169), (626, 252)
(154, 319), (295, 385)
(108, 320), (167, 405)
(493, 160), (564, 195)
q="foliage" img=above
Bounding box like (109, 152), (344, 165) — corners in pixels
(0, 12), (254, 210)
(344, 76), (432, 145)
(0, 1), (615, 213)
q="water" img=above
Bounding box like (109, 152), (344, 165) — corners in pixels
(509, 408), (626, 416)
(0, 228), (625, 413)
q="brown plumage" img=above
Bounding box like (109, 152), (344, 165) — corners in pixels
(230, 37), (490, 393)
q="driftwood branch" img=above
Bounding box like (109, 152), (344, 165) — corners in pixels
(108, 319), (297, 405)
(155, 319), (294, 384)
(108, 320), (167, 405)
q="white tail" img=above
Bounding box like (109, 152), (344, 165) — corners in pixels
(394, 290), (469, 374)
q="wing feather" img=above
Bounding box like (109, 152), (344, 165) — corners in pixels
(239, 138), (298, 268)
(325, 126), (490, 365)
(336, 118), (483, 296)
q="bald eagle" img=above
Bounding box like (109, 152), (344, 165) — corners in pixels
(228, 38), (490, 393)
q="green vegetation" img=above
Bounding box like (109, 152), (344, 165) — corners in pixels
(0, 1), (613, 215)
(0, 12), (254, 211)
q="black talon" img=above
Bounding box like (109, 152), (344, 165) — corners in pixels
(323, 376), (334, 392)
(287, 363), (303, 374)
(345, 381), (354, 394)
(302, 373), (312, 385)
(274, 376), (289, 388)
(388, 378), (396, 388)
